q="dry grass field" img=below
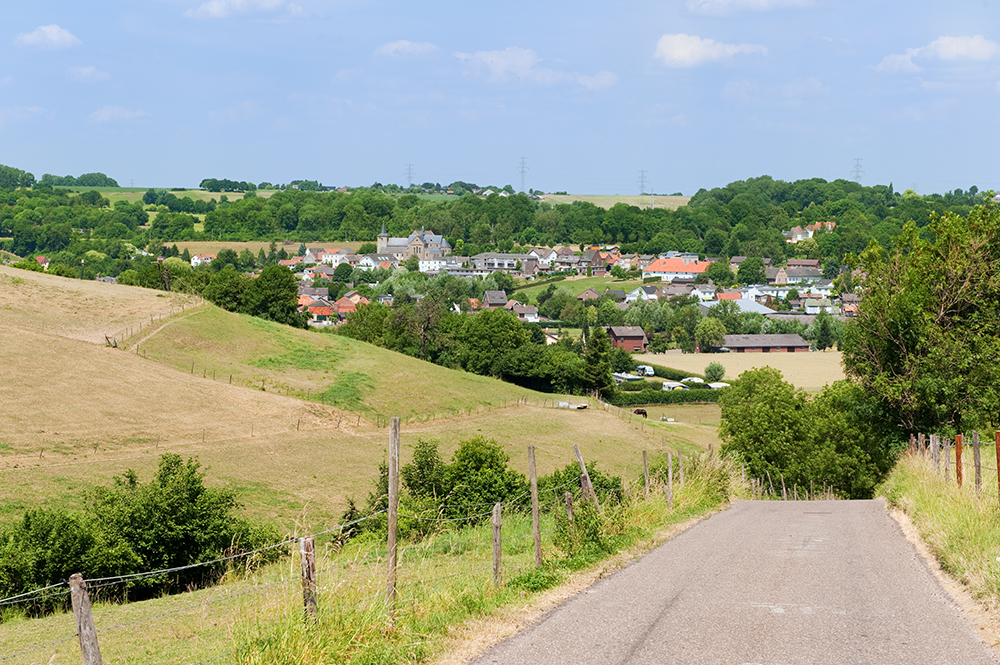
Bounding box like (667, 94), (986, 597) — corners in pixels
(541, 194), (691, 210)
(635, 349), (846, 391)
(170, 240), (367, 256)
(0, 266), (720, 533)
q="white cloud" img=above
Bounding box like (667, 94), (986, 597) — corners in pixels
(69, 66), (111, 83)
(576, 71), (618, 90)
(88, 106), (148, 123)
(877, 35), (1000, 73)
(454, 46), (616, 90)
(184, 0), (303, 19)
(654, 34), (767, 67)
(375, 40), (438, 58)
(14, 25), (81, 49)
(781, 76), (828, 97)
(0, 106), (47, 127)
(686, 0), (811, 15)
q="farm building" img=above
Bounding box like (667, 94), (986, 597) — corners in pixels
(608, 326), (648, 352)
(720, 334), (809, 353)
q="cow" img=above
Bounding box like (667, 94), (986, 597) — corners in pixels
(633, 408), (647, 418)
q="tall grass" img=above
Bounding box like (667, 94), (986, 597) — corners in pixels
(879, 451), (1000, 611)
(233, 454), (742, 665)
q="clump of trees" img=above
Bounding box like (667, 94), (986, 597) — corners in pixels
(718, 368), (900, 499)
(0, 454), (281, 615)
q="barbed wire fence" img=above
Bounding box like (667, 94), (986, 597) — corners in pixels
(909, 430), (1000, 504)
(0, 416), (702, 664)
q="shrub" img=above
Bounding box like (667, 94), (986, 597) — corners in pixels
(704, 362), (725, 383)
(608, 389), (719, 407)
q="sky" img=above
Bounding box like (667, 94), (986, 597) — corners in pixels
(2, 1), (999, 195)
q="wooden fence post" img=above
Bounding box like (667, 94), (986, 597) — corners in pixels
(386, 417), (400, 609)
(528, 446), (542, 567)
(931, 435), (940, 472)
(667, 452), (674, 508)
(300, 537), (318, 622)
(678, 451), (685, 487)
(564, 492), (575, 538)
(973, 430), (982, 495)
(492, 502), (503, 587)
(943, 437), (951, 478)
(956, 433), (964, 487)
(573, 445), (601, 514)
(643, 450), (650, 499)
(70, 574), (104, 665)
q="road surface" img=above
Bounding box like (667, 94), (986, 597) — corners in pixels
(471, 500), (996, 665)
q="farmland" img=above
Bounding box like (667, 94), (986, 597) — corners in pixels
(540, 193), (691, 210)
(637, 349), (846, 391)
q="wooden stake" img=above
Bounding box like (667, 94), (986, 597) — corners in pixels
(573, 444), (601, 513)
(642, 450), (650, 499)
(528, 446), (542, 567)
(956, 433), (963, 487)
(492, 502), (503, 587)
(386, 417), (400, 608)
(667, 452), (673, 508)
(70, 574), (104, 665)
(300, 537), (317, 622)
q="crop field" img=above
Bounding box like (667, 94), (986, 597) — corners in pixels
(55, 187), (276, 205)
(169, 239), (368, 256)
(540, 194), (690, 210)
(636, 349), (846, 391)
(0, 266), (720, 534)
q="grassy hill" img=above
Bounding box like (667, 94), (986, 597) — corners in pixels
(0, 265), (718, 533)
(540, 194), (690, 210)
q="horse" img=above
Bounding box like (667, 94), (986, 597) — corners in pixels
(633, 408), (647, 418)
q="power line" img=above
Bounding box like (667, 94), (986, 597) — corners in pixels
(405, 164), (414, 188)
(518, 157), (529, 193)
(638, 171), (648, 195)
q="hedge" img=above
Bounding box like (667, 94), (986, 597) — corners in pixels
(645, 363), (702, 382)
(608, 388), (721, 406)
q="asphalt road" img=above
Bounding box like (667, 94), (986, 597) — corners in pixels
(471, 500), (997, 665)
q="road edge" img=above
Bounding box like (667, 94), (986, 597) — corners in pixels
(430, 504), (728, 665)
(888, 503), (1000, 657)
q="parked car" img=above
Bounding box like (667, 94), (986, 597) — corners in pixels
(637, 365), (655, 376)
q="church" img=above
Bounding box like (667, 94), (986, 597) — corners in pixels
(376, 222), (452, 261)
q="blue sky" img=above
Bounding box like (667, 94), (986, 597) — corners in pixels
(3, 1), (998, 195)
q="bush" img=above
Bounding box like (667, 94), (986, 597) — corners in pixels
(647, 363), (701, 381)
(704, 362), (725, 383)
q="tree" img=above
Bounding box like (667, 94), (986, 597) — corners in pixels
(704, 361), (725, 383)
(695, 318), (727, 352)
(704, 260), (735, 288)
(735, 256), (766, 285)
(403, 254), (420, 272)
(240, 265), (307, 328)
(332, 262), (354, 282)
(582, 328), (615, 397)
(814, 309), (834, 351)
(842, 199), (1000, 435)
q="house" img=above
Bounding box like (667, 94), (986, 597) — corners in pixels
(783, 221), (836, 244)
(506, 301), (539, 322)
(604, 288), (626, 302)
(720, 334), (810, 353)
(625, 286), (659, 303)
(483, 290), (508, 309)
(471, 253), (532, 273)
(728, 256), (774, 273)
(642, 257), (712, 281)
(716, 289), (742, 300)
(787, 259), (821, 269)
(784, 267), (824, 283)
(842, 293), (860, 317)
(358, 254), (398, 271)
(528, 247), (557, 269)
(190, 254), (216, 268)
(608, 326), (648, 352)
(577, 288), (601, 301)
(805, 298), (837, 315)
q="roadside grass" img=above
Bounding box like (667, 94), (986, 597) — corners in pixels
(633, 350), (846, 391)
(879, 451), (1000, 611)
(0, 455), (738, 664)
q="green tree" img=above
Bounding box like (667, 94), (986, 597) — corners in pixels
(582, 328), (615, 397)
(843, 199), (1000, 434)
(814, 308), (834, 351)
(695, 318), (727, 352)
(704, 361), (725, 383)
(333, 262), (354, 282)
(240, 265), (307, 328)
(735, 256), (766, 285)
(404, 254), (420, 272)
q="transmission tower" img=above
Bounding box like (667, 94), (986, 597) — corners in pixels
(518, 157), (529, 193)
(851, 158), (865, 182)
(405, 164), (415, 188)
(638, 170), (648, 195)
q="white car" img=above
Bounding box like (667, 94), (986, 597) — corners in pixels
(636, 365), (655, 376)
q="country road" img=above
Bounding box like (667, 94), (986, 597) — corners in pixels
(471, 500), (997, 665)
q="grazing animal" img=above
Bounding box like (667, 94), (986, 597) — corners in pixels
(633, 408), (647, 418)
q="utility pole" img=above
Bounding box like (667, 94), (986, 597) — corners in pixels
(518, 157), (529, 193)
(405, 164), (414, 189)
(638, 170), (648, 196)
(851, 158), (864, 182)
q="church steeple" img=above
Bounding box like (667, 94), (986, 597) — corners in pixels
(377, 221), (388, 253)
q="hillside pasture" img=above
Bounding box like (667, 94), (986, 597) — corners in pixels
(636, 350), (846, 391)
(169, 240), (367, 256)
(514, 273), (647, 304)
(540, 194), (690, 210)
